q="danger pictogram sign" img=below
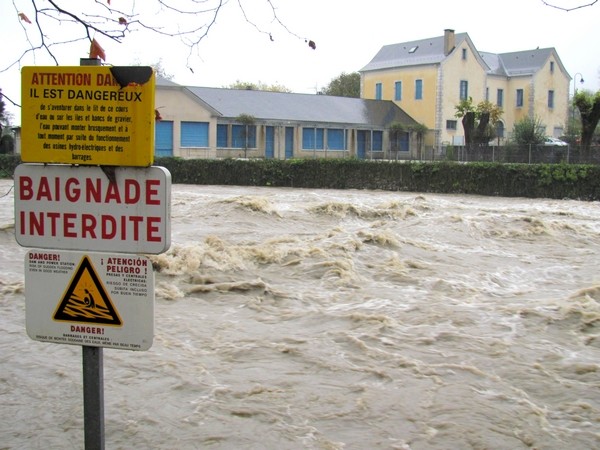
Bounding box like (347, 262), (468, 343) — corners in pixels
(53, 255), (122, 326)
(25, 250), (154, 350)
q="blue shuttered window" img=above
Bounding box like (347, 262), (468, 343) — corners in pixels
(302, 128), (348, 150)
(497, 89), (504, 107)
(155, 120), (173, 156)
(217, 124), (228, 147)
(415, 79), (423, 100)
(285, 127), (294, 158)
(302, 128), (324, 149)
(399, 132), (409, 152)
(516, 89), (524, 107)
(375, 83), (382, 100)
(372, 131), (383, 151)
(496, 121), (505, 138)
(232, 125), (256, 148)
(394, 81), (402, 101)
(181, 121), (209, 147)
(232, 125), (244, 148)
(265, 126), (275, 158)
(460, 80), (468, 100)
(327, 129), (345, 150)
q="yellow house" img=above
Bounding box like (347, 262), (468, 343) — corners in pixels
(360, 29), (571, 149)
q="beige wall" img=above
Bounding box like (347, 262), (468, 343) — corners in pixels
(439, 41), (487, 145)
(362, 66), (438, 127)
(498, 54), (570, 140)
(532, 55), (570, 137)
(362, 66), (437, 148)
(505, 77), (532, 133)
(155, 86), (217, 158)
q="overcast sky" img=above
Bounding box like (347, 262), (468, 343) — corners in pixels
(1, 0), (599, 124)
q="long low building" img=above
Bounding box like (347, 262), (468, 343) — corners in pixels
(155, 77), (422, 160)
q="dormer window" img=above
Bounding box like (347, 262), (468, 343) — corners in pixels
(409, 46), (418, 54)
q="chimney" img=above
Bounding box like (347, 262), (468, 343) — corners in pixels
(444, 29), (455, 56)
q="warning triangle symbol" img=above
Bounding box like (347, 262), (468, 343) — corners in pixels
(53, 255), (122, 326)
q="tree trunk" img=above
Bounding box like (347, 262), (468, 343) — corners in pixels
(462, 112), (475, 148)
(475, 113), (490, 145)
(580, 106), (600, 155)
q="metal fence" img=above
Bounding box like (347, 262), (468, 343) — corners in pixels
(401, 145), (600, 165)
(386, 145), (600, 165)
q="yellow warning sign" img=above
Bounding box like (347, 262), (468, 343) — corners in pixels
(53, 255), (122, 326)
(21, 66), (156, 166)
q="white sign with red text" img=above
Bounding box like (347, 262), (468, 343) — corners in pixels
(25, 249), (154, 351)
(14, 163), (171, 254)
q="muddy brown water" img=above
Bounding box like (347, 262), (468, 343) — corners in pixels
(1, 180), (599, 449)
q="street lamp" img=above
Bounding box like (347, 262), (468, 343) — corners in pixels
(572, 73), (585, 122)
(573, 72), (584, 96)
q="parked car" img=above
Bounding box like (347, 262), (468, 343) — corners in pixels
(544, 137), (568, 147)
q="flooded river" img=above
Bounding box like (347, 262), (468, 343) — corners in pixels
(1, 179), (599, 449)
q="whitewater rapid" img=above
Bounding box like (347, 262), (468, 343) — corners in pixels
(1, 179), (599, 449)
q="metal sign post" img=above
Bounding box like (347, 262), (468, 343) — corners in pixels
(83, 346), (105, 450)
(81, 57), (105, 450)
(81, 57), (104, 450)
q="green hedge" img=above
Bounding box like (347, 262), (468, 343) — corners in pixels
(154, 157), (600, 201)
(0, 154), (20, 179)
(2, 154), (599, 200)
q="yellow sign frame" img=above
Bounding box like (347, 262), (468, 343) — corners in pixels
(21, 66), (155, 167)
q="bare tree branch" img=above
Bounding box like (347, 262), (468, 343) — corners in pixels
(3, 0), (312, 76)
(264, 0), (305, 41)
(541, 0), (598, 11)
(0, 91), (21, 108)
(46, 0), (126, 41)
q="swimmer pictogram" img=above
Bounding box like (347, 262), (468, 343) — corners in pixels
(53, 255), (122, 326)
